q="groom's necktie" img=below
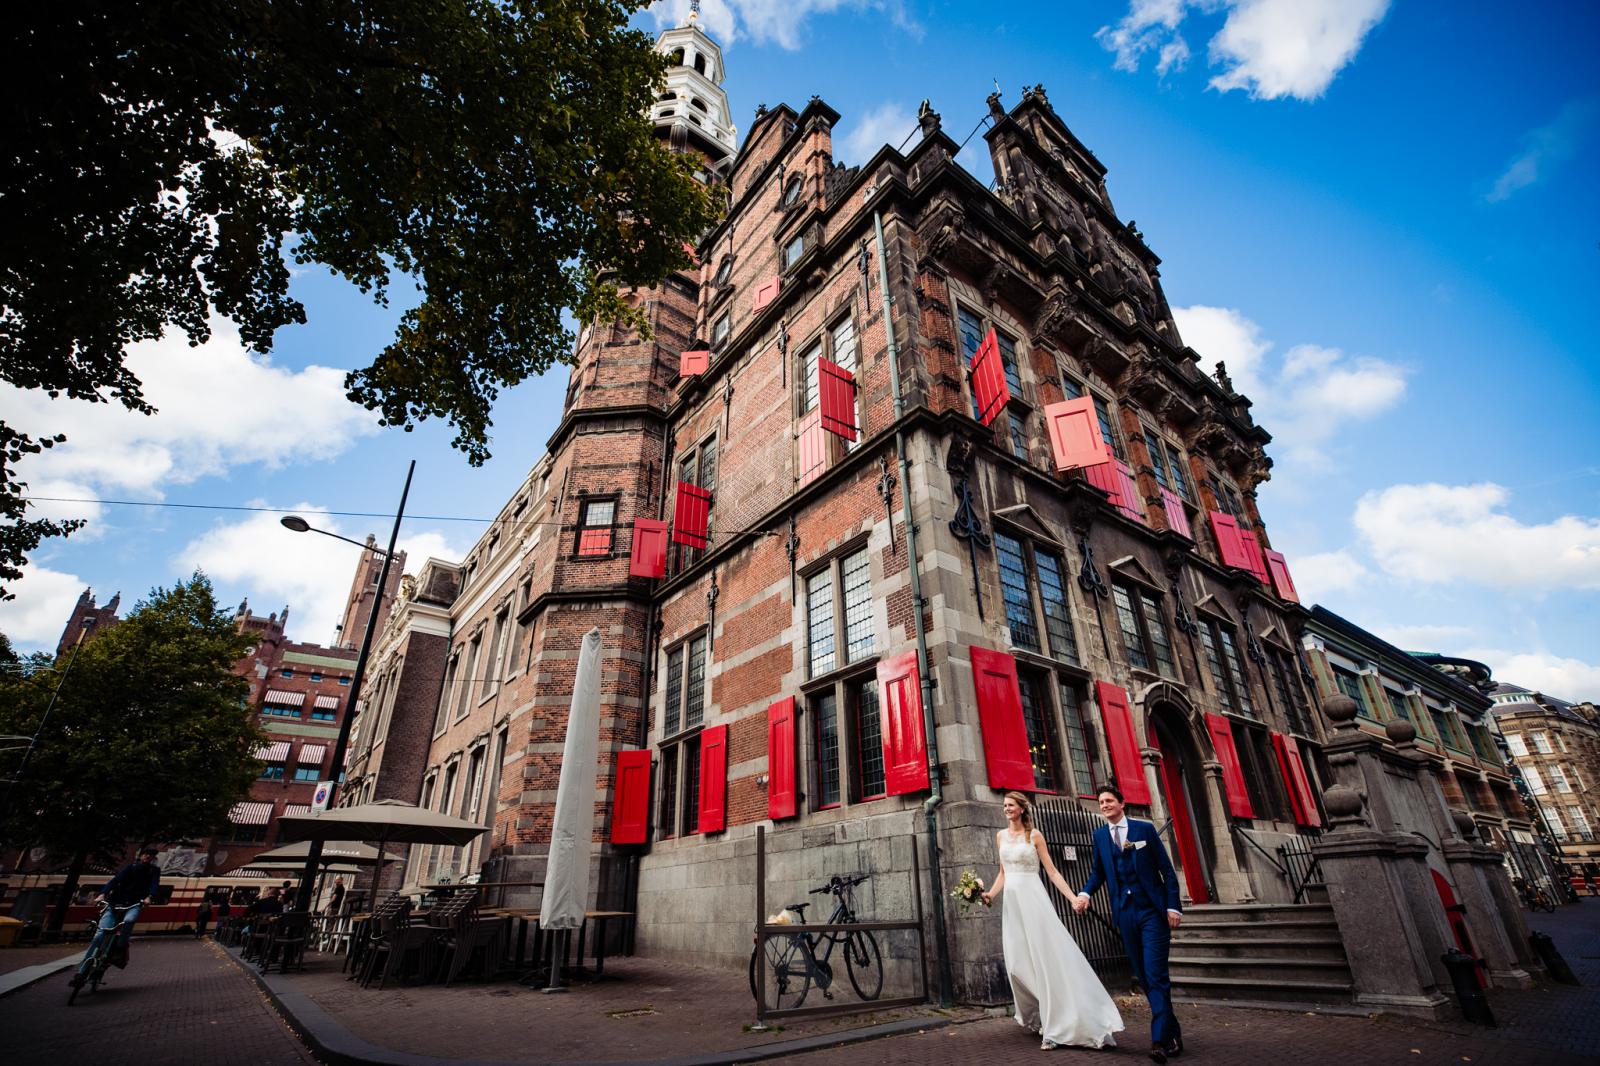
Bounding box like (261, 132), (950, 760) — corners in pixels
(1114, 824), (1124, 851)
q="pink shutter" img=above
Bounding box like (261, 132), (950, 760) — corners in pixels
(1204, 714), (1255, 819)
(796, 409), (828, 486)
(1208, 511), (1250, 571)
(671, 482), (712, 549)
(767, 698), (797, 820)
(1160, 488), (1192, 539)
(1114, 461), (1146, 524)
(971, 647), (1035, 791)
(876, 651), (930, 796)
(1044, 397), (1112, 472)
(697, 724), (728, 833)
(629, 519), (669, 579)
(610, 750), (651, 844)
(752, 275), (781, 313)
(1264, 549), (1300, 603)
(1085, 459), (1124, 506)
(679, 349), (710, 376)
(969, 328), (1010, 426)
(818, 358), (858, 441)
(577, 527), (613, 556)
(1094, 681), (1151, 805)
(1238, 530), (1270, 585)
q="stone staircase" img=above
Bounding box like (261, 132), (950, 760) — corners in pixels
(1168, 900), (1356, 1008)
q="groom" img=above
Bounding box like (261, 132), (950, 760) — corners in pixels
(1073, 785), (1184, 1063)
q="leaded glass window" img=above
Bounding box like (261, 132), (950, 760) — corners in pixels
(815, 691), (840, 807)
(1018, 671), (1061, 792)
(806, 569), (836, 676)
(1112, 585), (1148, 671)
(1035, 551), (1079, 666)
(995, 532), (1040, 652)
(854, 679), (884, 800)
(841, 549), (873, 662)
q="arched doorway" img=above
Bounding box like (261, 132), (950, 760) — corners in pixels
(1149, 704), (1214, 905)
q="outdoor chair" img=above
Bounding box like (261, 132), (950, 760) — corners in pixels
(243, 915), (277, 964)
(348, 893), (409, 981)
(262, 912), (312, 973)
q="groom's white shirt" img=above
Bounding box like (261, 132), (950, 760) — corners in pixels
(1075, 816), (1182, 918)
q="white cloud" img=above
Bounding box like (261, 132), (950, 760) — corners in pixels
(837, 102), (918, 165)
(1370, 622), (1475, 651)
(1288, 549), (1370, 599)
(1485, 98), (1599, 203)
(1464, 649), (1600, 705)
(1207, 0), (1390, 101)
(3, 318), (377, 510)
(1096, 0), (1389, 101)
(649, 0), (920, 51)
(0, 564), (87, 648)
(1353, 482), (1600, 591)
(178, 506), (474, 647)
(1174, 305), (1407, 467)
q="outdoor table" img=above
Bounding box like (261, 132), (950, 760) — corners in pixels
(577, 910), (633, 977)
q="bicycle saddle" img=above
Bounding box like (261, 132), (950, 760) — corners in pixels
(784, 902), (810, 916)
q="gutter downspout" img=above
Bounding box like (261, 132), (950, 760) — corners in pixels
(874, 209), (953, 1007)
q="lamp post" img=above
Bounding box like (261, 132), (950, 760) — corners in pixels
(280, 460), (414, 911)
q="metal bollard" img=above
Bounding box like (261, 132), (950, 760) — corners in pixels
(1440, 949), (1495, 1026)
(1529, 931), (1580, 985)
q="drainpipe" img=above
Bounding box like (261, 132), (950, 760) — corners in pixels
(874, 209), (953, 1007)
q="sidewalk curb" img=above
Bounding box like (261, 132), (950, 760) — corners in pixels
(0, 950), (86, 999)
(214, 941), (953, 1066)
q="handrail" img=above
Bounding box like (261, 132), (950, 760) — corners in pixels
(1229, 823), (1291, 878)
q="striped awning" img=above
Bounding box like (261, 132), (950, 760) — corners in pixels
(264, 689), (305, 706)
(255, 741), (291, 761)
(235, 869), (267, 879)
(229, 801), (274, 825)
(296, 744), (327, 764)
(314, 695), (339, 710)
(283, 804), (311, 817)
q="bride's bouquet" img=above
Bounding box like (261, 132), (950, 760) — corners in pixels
(951, 869), (991, 914)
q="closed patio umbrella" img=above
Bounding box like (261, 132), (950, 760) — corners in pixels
(541, 627), (603, 991)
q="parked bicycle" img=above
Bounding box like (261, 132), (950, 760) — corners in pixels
(1518, 882), (1557, 913)
(68, 901), (137, 1004)
(749, 873), (882, 1009)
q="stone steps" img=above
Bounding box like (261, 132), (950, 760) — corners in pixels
(1166, 902), (1354, 1007)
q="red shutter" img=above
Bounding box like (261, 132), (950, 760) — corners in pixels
(1094, 681), (1151, 805)
(1085, 458), (1124, 506)
(1160, 488), (1192, 540)
(969, 327), (1010, 427)
(1238, 530), (1270, 585)
(752, 275), (781, 312)
(577, 527), (613, 556)
(1114, 461), (1146, 524)
(971, 647), (1034, 791)
(818, 358), (858, 440)
(680, 349), (710, 376)
(610, 750), (651, 844)
(796, 409), (828, 486)
(877, 651), (930, 796)
(671, 482), (712, 549)
(767, 698), (797, 820)
(1204, 714), (1255, 819)
(1208, 511), (1250, 571)
(697, 724), (728, 833)
(629, 519), (669, 579)
(1264, 549), (1300, 603)
(1044, 397), (1111, 472)
(1271, 732), (1322, 828)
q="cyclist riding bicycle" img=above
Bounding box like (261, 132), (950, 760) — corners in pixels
(84, 846), (162, 972)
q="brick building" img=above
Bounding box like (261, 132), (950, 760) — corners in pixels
(55, 587), (121, 657)
(1491, 683), (1600, 872)
(350, 13), (1376, 1003)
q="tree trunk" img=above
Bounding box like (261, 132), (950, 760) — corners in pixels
(46, 847), (89, 938)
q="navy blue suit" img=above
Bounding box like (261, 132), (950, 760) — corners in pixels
(1078, 818), (1182, 1046)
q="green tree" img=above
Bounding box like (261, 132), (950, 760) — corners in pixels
(0, 575), (261, 931)
(0, 1), (720, 596)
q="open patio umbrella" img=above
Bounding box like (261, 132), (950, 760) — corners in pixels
(246, 841), (404, 866)
(541, 626), (603, 991)
(274, 799), (489, 897)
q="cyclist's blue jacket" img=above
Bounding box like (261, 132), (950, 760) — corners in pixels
(102, 860), (161, 906)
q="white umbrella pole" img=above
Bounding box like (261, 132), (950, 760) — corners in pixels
(541, 627), (603, 992)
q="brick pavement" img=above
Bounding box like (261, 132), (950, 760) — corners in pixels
(0, 944), (81, 977)
(0, 939), (316, 1066)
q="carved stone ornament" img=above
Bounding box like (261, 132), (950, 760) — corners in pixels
(1035, 287), (1093, 348)
(917, 201), (972, 269)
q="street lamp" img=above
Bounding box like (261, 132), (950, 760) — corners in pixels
(278, 461), (415, 911)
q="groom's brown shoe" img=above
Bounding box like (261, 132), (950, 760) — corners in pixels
(1148, 1046), (1168, 1064)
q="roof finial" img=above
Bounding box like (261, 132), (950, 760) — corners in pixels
(688, 0), (700, 23)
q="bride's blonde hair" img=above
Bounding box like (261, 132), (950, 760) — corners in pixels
(1003, 790), (1034, 832)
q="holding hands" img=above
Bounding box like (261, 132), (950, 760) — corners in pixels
(1070, 893), (1089, 914)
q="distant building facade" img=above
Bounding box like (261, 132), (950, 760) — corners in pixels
(1491, 683), (1600, 872)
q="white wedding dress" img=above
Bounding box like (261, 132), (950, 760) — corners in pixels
(998, 830), (1124, 1049)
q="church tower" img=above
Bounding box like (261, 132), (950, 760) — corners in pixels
(649, 6), (738, 177)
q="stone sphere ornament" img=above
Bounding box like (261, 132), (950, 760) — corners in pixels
(1384, 718), (1417, 745)
(1323, 783), (1364, 820)
(1323, 694), (1359, 725)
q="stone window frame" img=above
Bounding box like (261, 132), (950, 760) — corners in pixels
(480, 605), (511, 703)
(506, 581), (535, 681)
(660, 628), (710, 742)
(990, 522), (1082, 668)
(800, 537), (875, 681)
(1196, 608), (1253, 719)
(801, 658), (885, 813)
(453, 626), (485, 723)
(795, 312), (859, 419)
(1231, 717), (1296, 824)
(1264, 642), (1316, 739)
(671, 433), (719, 573)
(1110, 577), (1178, 682)
(434, 649), (459, 738)
(573, 494), (619, 560)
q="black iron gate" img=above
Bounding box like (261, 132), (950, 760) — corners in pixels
(1033, 797), (1132, 986)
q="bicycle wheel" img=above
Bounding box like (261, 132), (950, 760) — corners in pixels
(750, 935), (810, 1010)
(844, 930), (883, 1001)
(67, 970), (84, 1006)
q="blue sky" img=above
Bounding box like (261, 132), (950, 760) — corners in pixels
(3, 1), (1596, 700)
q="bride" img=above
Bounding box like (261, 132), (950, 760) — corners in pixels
(982, 791), (1123, 1050)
